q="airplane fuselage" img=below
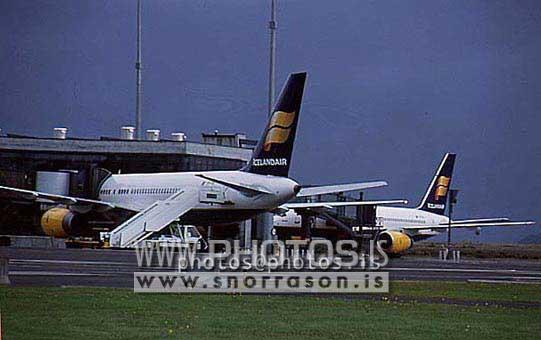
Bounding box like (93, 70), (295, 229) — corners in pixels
(376, 206), (447, 228)
(274, 206), (448, 240)
(99, 170), (299, 225)
(375, 206), (448, 240)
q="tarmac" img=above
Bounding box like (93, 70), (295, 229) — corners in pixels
(1, 247), (541, 288)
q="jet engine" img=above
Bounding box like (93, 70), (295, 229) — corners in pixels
(40, 208), (81, 238)
(378, 231), (413, 254)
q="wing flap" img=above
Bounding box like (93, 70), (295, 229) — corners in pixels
(0, 185), (114, 210)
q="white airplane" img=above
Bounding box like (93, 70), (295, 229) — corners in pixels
(274, 153), (536, 254)
(0, 72), (404, 248)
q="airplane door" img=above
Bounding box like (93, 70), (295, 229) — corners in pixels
(199, 187), (226, 204)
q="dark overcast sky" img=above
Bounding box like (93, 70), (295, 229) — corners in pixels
(1, 0), (540, 242)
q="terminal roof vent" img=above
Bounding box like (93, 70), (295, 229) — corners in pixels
(53, 127), (68, 139)
(201, 131), (248, 147)
(171, 132), (186, 142)
(146, 129), (160, 141)
(121, 126), (135, 140)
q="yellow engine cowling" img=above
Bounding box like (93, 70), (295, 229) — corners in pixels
(378, 231), (413, 254)
(40, 208), (77, 238)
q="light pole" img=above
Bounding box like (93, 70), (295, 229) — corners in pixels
(257, 0), (278, 250)
(135, 0), (143, 139)
(447, 189), (459, 248)
(268, 0), (277, 116)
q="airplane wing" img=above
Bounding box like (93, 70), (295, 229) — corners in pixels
(283, 199), (408, 211)
(0, 185), (115, 211)
(401, 221), (536, 231)
(296, 181), (387, 197)
(108, 188), (200, 248)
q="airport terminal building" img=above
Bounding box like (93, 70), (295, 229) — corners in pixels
(0, 128), (254, 235)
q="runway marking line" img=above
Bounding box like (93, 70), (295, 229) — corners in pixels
(386, 267), (541, 275)
(467, 279), (541, 285)
(8, 271), (113, 277)
(9, 259), (133, 266)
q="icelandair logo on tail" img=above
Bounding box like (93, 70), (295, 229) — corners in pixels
(427, 203), (445, 210)
(263, 111), (296, 151)
(434, 176), (450, 200)
(253, 158), (288, 167)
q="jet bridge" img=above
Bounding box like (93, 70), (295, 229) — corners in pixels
(275, 194), (384, 250)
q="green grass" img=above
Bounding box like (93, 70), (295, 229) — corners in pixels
(0, 282), (540, 339)
(388, 281), (541, 303)
(408, 242), (541, 259)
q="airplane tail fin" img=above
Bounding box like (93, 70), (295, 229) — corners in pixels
(416, 153), (456, 215)
(242, 72), (306, 177)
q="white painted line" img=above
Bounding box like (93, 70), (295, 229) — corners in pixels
(386, 267), (541, 275)
(467, 279), (541, 285)
(463, 276), (541, 281)
(8, 271), (112, 277)
(9, 259), (132, 266)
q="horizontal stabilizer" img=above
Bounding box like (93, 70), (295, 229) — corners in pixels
(296, 181), (387, 197)
(283, 199), (407, 211)
(450, 218), (510, 224)
(402, 221), (536, 231)
(196, 174), (272, 195)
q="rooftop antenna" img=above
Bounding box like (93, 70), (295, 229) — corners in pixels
(268, 0), (277, 116)
(135, 0), (143, 139)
